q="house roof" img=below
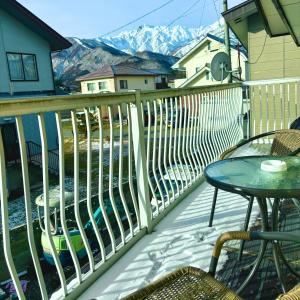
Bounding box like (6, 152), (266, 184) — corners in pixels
(177, 66), (210, 88)
(223, 0), (300, 49)
(222, 0), (258, 49)
(172, 33), (247, 69)
(255, 0), (300, 47)
(76, 65), (158, 82)
(0, 0), (72, 51)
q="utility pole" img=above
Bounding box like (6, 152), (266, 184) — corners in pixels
(223, 0), (232, 83)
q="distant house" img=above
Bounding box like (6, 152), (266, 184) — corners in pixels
(172, 33), (248, 88)
(0, 0), (71, 193)
(76, 65), (167, 94)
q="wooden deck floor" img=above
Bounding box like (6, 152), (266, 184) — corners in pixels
(218, 199), (300, 300)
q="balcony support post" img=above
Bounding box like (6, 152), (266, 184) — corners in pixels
(131, 90), (153, 233)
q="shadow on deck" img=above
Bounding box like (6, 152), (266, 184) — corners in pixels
(219, 199), (300, 300)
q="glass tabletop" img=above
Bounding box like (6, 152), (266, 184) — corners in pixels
(204, 156), (300, 198)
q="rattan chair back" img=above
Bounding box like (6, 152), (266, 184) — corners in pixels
(123, 267), (242, 300)
(270, 129), (300, 156)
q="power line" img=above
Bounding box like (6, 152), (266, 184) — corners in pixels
(101, 0), (177, 37)
(138, 0), (203, 52)
(167, 0), (202, 27)
(247, 32), (267, 64)
(212, 0), (222, 29)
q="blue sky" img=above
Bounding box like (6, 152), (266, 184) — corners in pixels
(18, 0), (244, 38)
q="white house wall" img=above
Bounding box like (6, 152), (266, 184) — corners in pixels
(80, 76), (156, 94)
(81, 78), (116, 94)
(0, 8), (54, 95)
(115, 76), (155, 91)
(174, 39), (247, 87)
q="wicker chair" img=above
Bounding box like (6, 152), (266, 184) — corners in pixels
(123, 231), (300, 300)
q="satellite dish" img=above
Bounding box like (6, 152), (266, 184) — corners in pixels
(211, 52), (230, 81)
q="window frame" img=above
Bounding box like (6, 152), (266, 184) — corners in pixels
(120, 79), (128, 90)
(98, 81), (108, 90)
(6, 52), (39, 82)
(87, 82), (96, 92)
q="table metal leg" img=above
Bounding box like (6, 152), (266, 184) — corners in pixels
(272, 198), (300, 284)
(208, 188), (218, 227)
(237, 197), (268, 294)
(238, 196), (254, 261)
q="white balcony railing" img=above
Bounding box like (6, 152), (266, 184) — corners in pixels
(244, 77), (300, 137)
(0, 83), (243, 299)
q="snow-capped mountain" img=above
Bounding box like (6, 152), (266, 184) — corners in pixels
(98, 19), (224, 56)
(52, 19), (240, 91)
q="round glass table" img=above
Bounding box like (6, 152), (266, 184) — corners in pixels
(204, 155), (300, 293)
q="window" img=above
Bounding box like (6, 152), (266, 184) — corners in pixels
(98, 81), (107, 90)
(144, 79), (148, 84)
(120, 80), (128, 89)
(7, 53), (38, 81)
(208, 42), (211, 51)
(87, 82), (96, 92)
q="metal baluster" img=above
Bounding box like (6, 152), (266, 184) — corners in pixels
(38, 113), (67, 295)
(196, 93), (207, 170)
(186, 95), (196, 182)
(152, 100), (165, 209)
(178, 96), (189, 189)
(169, 97), (180, 197)
(96, 107), (116, 253)
(84, 109), (106, 260)
(163, 98), (175, 203)
(55, 112), (82, 282)
(182, 96), (192, 185)
(126, 104), (141, 230)
(108, 106), (125, 244)
(190, 94), (201, 177)
(71, 110), (95, 272)
(0, 129), (26, 300)
(16, 116), (48, 299)
(171, 97), (182, 195)
(118, 105), (134, 238)
(173, 97), (184, 191)
(157, 100), (170, 206)
(199, 93), (209, 167)
(146, 101), (159, 214)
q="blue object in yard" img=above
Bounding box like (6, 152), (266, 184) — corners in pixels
(41, 229), (86, 266)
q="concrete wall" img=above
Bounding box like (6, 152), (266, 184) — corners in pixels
(174, 38), (247, 88)
(0, 8), (54, 95)
(248, 13), (300, 135)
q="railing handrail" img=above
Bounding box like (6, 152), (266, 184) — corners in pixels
(140, 83), (242, 100)
(0, 83), (242, 118)
(243, 77), (300, 86)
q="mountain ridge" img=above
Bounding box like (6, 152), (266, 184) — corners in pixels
(52, 19), (239, 91)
